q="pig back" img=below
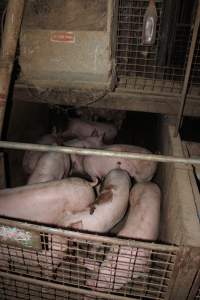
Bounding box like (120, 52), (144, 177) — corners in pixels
(23, 134), (58, 174)
(27, 152), (70, 184)
(121, 182), (161, 240)
(83, 144), (157, 182)
(0, 178), (96, 225)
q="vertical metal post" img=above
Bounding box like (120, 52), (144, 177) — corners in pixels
(0, 0), (25, 189)
(0, 0), (25, 137)
(175, 0), (200, 136)
(0, 152), (6, 188)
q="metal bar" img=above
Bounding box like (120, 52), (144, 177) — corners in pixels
(187, 271), (200, 300)
(0, 152), (6, 188)
(175, 0), (200, 136)
(0, 217), (178, 251)
(0, 140), (200, 165)
(0, 271), (140, 300)
(0, 0), (25, 137)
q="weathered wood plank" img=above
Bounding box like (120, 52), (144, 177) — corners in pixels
(13, 84), (200, 116)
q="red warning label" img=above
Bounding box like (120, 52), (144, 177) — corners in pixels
(50, 31), (75, 43)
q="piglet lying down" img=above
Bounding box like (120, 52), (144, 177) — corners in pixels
(0, 178), (96, 225)
(60, 169), (131, 233)
(84, 182), (161, 291)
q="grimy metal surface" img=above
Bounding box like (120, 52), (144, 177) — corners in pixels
(188, 271), (200, 300)
(19, 0), (117, 91)
(1, 140), (200, 165)
(195, 287), (200, 300)
(0, 218), (178, 300)
(0, 0), (25, 136)
(0, 272), (131, 300)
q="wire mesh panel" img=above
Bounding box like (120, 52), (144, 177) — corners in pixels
(195, 287), (200, 300)
(0, 221), (178, 300)
(116, 0), (197, 95)
(188, 27), (200, 97)
(0, 276), (110, 300)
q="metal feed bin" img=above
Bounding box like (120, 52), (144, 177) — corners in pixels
(19, 0), (118, 91)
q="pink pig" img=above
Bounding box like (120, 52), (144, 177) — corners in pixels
(0, 178), (96, 225)
(85, 182), (161, 292)
(83, 144), (157, 182)
(61, 169), (131, 233)
(63, 135), (104, 175)
(27, 152), (70, 184)
(62, 118), (117, 143)
(23, 134), (59, 174)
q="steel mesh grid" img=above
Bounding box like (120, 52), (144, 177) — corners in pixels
(195, 286), (200, 299)
(0, 228), (177, 300)
(188, 26), (200, 97)
(0, 277), (109, 300)
(116, 0), (194, 95)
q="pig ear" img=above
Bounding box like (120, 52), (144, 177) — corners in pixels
(91, 129), (99, 137)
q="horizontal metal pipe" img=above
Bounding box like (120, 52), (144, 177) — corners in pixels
(0, 271), (135, 300)
(0, 217), (178, 252)
(0, 140), (200, 165)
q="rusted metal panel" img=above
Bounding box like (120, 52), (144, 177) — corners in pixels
(0, 0), (25, 136)
(12, 83), (200, 117)
(0, 153), (6, 189)
(175, 0), (200, 135)
(168, 247), (200, 300)
(23, 0), (108, 32)
(0, 217), (178, 300)
(19, 0), (117, 91)
(188, 270), (200, 300)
